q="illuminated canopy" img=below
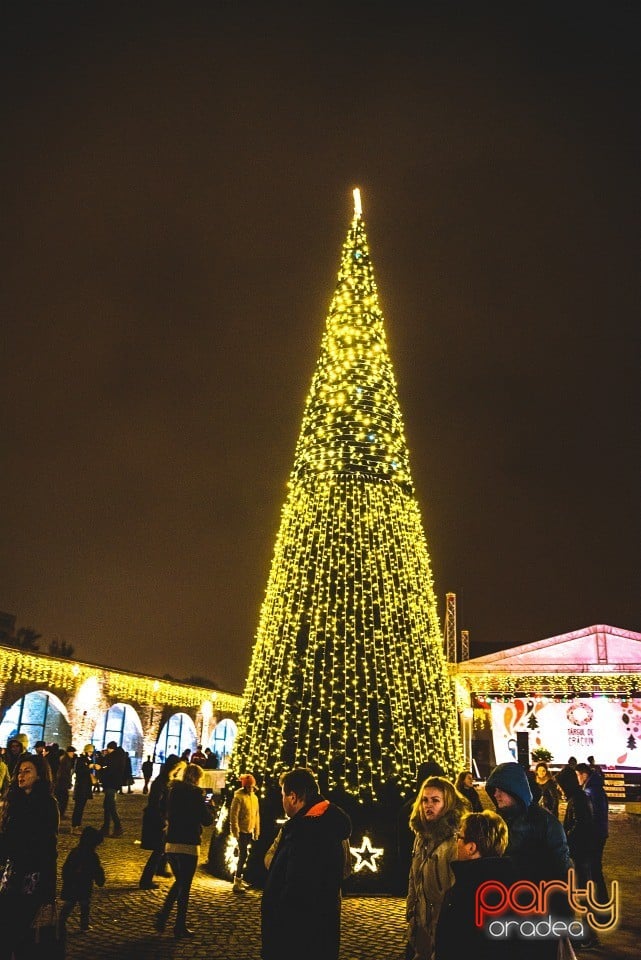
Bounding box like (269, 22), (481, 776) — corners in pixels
(453, 624), (641, 697)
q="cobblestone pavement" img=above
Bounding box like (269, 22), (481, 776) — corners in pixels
(58, 792), (640, 960)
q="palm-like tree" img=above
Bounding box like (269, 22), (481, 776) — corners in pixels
(48, 637), (75, 658)
(15, 627), (41, 651)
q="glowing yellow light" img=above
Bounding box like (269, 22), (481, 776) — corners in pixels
(353, 187), (362, 219)
(0, 645), (243, 713)
(350, 835), (384, 873)
(74, 676), (100, 714)
(454, 670), (641, 698)
(215, 804), (228, 832)
(224, 834), (239, 876)
(201, 699), (213, 719)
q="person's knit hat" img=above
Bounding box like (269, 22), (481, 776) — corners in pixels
(239, 774), (256, 788)
(9, 733), (30, 751)
(83, 744), (94, 755)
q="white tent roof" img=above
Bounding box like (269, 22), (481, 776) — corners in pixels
(455, 624), (641, 676)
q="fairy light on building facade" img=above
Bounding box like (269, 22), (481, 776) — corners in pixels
(233, 189), (462, 801)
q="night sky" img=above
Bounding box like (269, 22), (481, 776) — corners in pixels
(2, 6), (639, 694)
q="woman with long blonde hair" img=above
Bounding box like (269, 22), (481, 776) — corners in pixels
(406, 775), (469, 960)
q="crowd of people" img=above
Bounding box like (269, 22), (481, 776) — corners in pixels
(0, 736), (613, 959)
(253, 756), (611, 960)
(0, 737), (136, 835)
(0, 735), (140, 956)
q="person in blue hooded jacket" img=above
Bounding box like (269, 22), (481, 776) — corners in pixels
(485, 762), (571, 959)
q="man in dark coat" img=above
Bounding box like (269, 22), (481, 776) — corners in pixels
(98, 741), (127, 837)
(556, 765), (594, 889)
(141, 755), (154, 795)
(557, 764), (599, 949)
(261, 767), (351, 960)
(576, 762), (609, 903)
(55, 745), (76, 818)
(71, 745), (95, 833)
(119, 751), (134, 793)
(485, 762), (571, 959)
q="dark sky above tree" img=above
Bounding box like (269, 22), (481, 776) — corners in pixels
(2, 5), (639, 694)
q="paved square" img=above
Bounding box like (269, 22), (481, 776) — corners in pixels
(59, 793), (640, 959)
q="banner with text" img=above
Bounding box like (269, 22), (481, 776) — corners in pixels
(490, 696), (641, 767)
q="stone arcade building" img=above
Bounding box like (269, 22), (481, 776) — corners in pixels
(0, 644), (242, 776)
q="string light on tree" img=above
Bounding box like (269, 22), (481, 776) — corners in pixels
(233, 188), (463, 801)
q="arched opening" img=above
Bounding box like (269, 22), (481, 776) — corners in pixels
(155, 712), (197, 764)
(209, 718), (237, 769)
(93, 703), (144, 777)
(0, 690), (71, 750)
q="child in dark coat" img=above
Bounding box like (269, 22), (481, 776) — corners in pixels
(60, 826), (106, 931)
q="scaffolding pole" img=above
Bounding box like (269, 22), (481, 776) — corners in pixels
(444, 592), (457, 663)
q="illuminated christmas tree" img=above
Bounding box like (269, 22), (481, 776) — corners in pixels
(234, 189), (462, 803)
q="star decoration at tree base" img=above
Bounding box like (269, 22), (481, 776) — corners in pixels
(349, 834), (384, 873)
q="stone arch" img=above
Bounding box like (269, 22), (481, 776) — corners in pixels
(155, 712), (197, 763)
(0, 689), (71, 750)
(93, 702), (144, 776)
(209, 717), (237, 769)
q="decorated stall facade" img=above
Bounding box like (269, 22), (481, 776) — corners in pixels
(453, 624), (641, 798)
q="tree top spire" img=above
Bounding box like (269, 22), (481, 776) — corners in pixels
(352, 186), (362, 219)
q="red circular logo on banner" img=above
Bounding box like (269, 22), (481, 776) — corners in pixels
(566, 702), (594, 726)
